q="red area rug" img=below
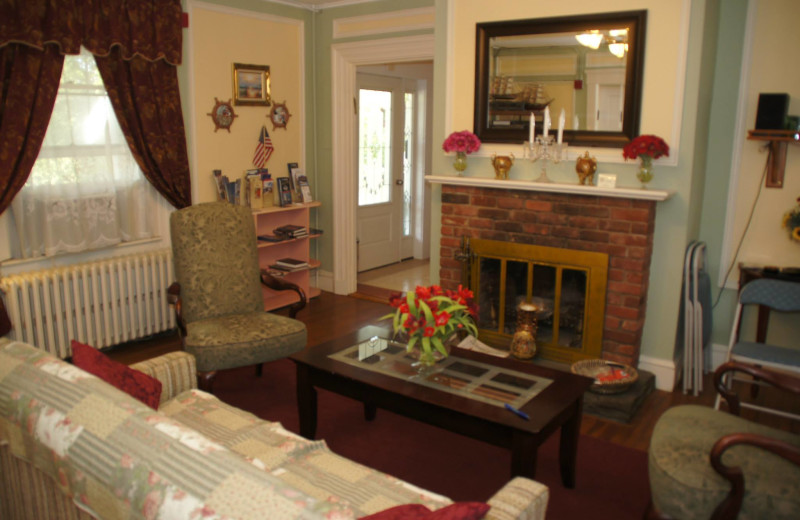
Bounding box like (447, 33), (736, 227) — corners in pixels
(215, 359), (651, 520)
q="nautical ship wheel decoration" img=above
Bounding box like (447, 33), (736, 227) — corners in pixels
(208, 97), (238, 132)
(269, 101), (291, 130)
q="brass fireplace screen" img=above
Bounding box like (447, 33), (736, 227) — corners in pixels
(462, 238), (608, 364)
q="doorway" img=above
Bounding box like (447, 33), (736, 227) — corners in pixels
(330, 34), (435, 296)
(355, 61), (433, 294)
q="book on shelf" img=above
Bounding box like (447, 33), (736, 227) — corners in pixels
(297, 174), (312, 203)
(274, 224), (308, 238)
(275, 257), (308, 269)
(287, 162), (301, 192)
(257, 234), (285, 243)
(309, 228), (324, 236)
(268, 264), (300, 272)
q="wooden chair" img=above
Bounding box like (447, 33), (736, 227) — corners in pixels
(646, 361), (800, 519)
(168, 201), (307, 392)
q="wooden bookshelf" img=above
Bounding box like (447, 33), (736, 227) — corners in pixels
(252, 201), (322, 310)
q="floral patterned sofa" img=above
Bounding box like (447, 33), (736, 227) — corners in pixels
(0, 339), (549, 519)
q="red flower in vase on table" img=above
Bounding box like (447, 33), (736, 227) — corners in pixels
(382, 284), (478, 365)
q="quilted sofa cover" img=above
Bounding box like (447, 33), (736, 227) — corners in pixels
(0, 339), (549, 519)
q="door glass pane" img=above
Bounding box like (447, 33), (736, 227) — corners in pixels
(558, 269), (587, 348)
(358, 89), (392, 207)
(403, 92), (413, 236)
(504, 261), (528, 335)
(532, 264), (555, 343)
(477, 257), (501, 331)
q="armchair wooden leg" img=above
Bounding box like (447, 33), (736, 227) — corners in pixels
(255, 364), (264, 377)
(197, 370), (218, 393)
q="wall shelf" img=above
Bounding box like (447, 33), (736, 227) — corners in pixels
(747, 130), (800, 188)
(426, 175), (673, 201)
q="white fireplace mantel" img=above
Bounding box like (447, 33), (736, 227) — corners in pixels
(426, 175), (674, 202)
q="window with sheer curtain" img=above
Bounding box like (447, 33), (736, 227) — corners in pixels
(10, 48), (160, 260)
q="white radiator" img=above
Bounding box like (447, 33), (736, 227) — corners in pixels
(0, 249), (175, 357)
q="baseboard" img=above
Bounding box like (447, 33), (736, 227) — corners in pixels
(710, 342), (728, 370)
(638, 355), (676, 391)
(315, 270), (334, 293)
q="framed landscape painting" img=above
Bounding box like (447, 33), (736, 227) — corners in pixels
(233, 63), (271, 106)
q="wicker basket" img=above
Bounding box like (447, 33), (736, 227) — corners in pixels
(571, 359), (638, 394)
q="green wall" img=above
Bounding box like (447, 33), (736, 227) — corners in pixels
(698, 0), (749, 345)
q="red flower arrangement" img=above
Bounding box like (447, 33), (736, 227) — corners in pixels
(442, 130), (481, 154)
(622, 134), (670, 161)
(382, 284), (478, 365)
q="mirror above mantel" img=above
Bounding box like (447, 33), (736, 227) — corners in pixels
(474, 11), (647, 148)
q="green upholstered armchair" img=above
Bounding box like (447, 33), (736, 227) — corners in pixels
(168, 201), (307, 392)
(647, 361), (800, 519)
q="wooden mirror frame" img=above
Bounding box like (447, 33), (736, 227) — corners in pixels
(473, 10), (647, 147)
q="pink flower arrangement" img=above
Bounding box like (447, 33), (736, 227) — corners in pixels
(442, 130), (481, 154)
(622, 134), (670, 161)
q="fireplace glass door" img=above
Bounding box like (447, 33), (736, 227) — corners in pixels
(470, 239), (608, 363)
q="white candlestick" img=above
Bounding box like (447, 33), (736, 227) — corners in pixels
(529, 112), (535, 143)
(543, 107), (550, 138)
(557, 108), (565, 144)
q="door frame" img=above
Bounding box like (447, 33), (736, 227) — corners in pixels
(330, 34), (435, 295)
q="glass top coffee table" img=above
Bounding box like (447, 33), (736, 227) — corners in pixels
(290, 325), (594, 486)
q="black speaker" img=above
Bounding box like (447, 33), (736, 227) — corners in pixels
(755, 93), (789, 130)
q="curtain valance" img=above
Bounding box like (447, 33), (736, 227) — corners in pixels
(0, 0), (183, 65)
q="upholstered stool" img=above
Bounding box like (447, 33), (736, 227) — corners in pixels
(648, 405), (800, 519)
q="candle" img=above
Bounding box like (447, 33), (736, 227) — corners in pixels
(529, 112), (535, 143)
(543, 107), (550, 138)
(557, 108), (565, 144)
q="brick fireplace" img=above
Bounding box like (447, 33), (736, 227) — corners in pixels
(438, 183), (657, 368)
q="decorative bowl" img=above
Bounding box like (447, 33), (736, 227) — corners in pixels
(571, 359), (638, 394)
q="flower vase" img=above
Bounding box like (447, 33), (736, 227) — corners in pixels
(453, 151), (468, 176)
(636, 155), (654, 188)
(408, 335), (455, 374)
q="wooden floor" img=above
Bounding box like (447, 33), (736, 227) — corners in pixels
(107, 290), (799, 453)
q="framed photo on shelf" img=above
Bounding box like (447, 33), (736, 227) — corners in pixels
(277, 177), (293, 207)
(232, 63), (271, 106)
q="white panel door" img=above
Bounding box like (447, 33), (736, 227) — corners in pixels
(357, 74), (405, 272)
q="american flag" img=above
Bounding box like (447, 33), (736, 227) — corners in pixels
(253, 125), (274, 168)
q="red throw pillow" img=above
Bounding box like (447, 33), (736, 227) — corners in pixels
(70, 340), (162, 409)
(361, 502), (490, 520)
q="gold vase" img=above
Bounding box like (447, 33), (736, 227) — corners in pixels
(510, 302), (538, 360)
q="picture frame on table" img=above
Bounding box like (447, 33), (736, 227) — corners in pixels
(277, 177), (293, 207)
(232, 63), (271, 106)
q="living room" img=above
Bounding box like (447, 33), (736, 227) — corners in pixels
(1, 0), (799, 518)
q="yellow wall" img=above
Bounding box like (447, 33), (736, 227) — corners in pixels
(730, 0), (800, 273)
(190, 5), (304, 203)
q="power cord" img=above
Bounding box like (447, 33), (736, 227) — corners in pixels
(711, 144), (770, 310)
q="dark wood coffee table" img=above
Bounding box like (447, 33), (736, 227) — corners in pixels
(290, 325), (593, 487)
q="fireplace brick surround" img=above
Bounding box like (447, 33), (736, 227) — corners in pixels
(439, 184), (657, 368)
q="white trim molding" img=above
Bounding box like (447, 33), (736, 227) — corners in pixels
(330, 34), (435, 295)
(426, 175), (674, 201)
(638, 355), (676, 391)
(333, 7), (435, 39)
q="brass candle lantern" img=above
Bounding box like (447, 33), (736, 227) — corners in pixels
(510, 302), (538, 359)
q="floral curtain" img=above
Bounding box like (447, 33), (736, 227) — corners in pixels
(0, 0), (190, 215)
(0, 44), (64, 216)
(96, 48), (191, 209)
